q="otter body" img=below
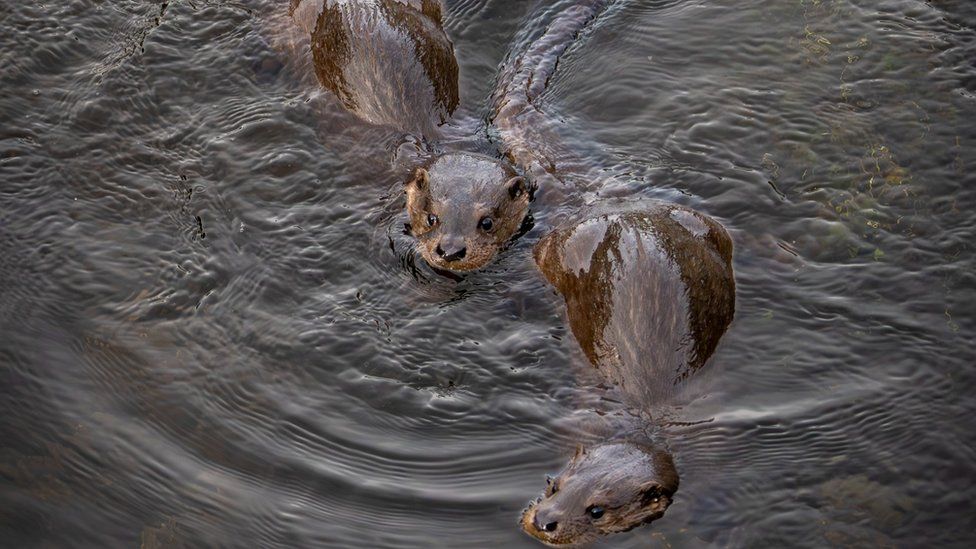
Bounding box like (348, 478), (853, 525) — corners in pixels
(534, 206), (736, 402)
(290, 0), (459, 136)
(522, 206), (735, 546)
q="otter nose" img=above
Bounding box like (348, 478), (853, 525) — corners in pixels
(533, 511), (559, 533)
(435, 237), (467, 262)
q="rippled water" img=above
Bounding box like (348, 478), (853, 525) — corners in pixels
(2, 0), (975, 547)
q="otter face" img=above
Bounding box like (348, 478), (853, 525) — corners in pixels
(405, 153), (531, 272)
(521, 443), (679, 546)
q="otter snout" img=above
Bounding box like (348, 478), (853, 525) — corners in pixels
(532, 508), (560, 533)
(435, 236), (467, 262)
(522, 503), (574, 546)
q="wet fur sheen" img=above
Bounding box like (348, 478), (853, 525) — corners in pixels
(290, 0), (459, 136)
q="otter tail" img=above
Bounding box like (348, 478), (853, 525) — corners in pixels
(491, 0), (615, 182)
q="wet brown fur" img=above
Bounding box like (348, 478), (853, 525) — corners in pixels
(290, 0), (458, 136)
(534, 206), (735, 398)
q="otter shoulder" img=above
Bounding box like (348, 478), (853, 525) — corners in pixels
(533, 205), (735, 400)
(291, 0), (458, 136)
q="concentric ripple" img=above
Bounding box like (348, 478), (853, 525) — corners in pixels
(1, 0), (975, 548)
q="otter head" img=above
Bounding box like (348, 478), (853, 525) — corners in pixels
(521, 443), (679, 546)
(405, 152), (532, 272)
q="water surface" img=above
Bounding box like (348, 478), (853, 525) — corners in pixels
(2, 0), (975, 547)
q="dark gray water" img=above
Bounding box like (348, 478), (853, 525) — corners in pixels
(2, 0), (975, 547)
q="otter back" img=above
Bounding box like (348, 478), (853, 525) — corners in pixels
(533, 205), (735, 404)
(291, 0), (459, 137)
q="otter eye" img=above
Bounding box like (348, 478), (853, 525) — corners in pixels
(587, 505), (605, 520)
(478, 217), (494, 232)
(545, 476), (559, 496)
(427, 214), (438, 227)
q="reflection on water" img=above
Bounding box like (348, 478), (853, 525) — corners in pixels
(1, 0), (975, 547)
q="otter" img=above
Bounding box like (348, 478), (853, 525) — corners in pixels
(404, 152), (533, 271)
(286, 0), (619, 272)
(521, 443), (679, 546)
(288, 0), (538, 270)
(521, 206), (736, 546)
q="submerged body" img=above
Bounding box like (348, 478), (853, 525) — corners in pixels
(290, 0), (459, 137)
(522, 206), (736, 546)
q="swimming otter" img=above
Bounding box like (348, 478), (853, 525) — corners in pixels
(521, 206), (735, 546)
(404, 152), (533, 272)
(521, 443), (679, 546)
(288, 0), (537, 271)
(288, 1), (621, 272)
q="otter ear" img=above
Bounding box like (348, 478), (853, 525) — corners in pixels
(407, 168), (429, 191)
(573, 444), (588, 460)
(506, 176), (528, 200)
